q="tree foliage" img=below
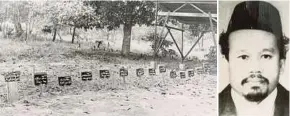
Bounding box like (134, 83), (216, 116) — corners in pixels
(204, 46), (217, 64)
(0, 1), (31, 37)
(86, 1), (155, 30)
(143, 32), (174, 57)
(27, 1), (98, 42)
(86, 1), (156, 55)
(60, 1), (99, 29)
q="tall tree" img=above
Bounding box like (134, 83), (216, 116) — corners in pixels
(0, 1), (30, 38)
(87, 1), (156, 56)
(60, 1), (98, 43)
(30, 1), (97, 42)
(38, 1), (65, 41)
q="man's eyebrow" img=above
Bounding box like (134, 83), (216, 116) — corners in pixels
(236, 49), (247, 52)
(234, 49), (248, 54)
(261, 48), (276, 53)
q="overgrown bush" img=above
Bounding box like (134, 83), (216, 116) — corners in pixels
(143, 32), (174, 57)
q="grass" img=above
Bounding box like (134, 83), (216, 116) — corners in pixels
(0, 36), (215, 103)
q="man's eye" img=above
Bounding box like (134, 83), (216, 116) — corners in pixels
(261, 54), (272, 59)
(238, 55), (249, 60)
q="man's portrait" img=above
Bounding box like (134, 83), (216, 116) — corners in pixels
(218, 1), (289, 116)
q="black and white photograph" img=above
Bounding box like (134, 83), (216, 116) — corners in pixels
(219, 1), (289, 116)
(0, 0), (217, 116)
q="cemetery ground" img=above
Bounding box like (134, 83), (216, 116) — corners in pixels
(0, 38), (216, 116)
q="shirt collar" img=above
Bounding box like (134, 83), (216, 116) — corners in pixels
(231, 87), (277, 116)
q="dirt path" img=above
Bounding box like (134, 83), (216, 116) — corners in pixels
(0, 80), (216, 116)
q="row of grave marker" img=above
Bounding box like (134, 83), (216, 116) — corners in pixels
(4, 66), (208, 86)
(1, 64), (211, 104)
(2, 66), (208, 104)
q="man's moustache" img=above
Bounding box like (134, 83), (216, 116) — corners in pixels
(241, 74), (269, 85)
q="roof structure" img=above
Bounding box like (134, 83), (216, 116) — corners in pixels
(158, 1), (217, 24)
(153, 1), (217, 62)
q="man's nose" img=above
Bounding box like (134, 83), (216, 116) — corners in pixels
(249, 60), (262, 74)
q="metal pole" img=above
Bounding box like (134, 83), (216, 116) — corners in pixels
(209, 12), (216, 47)
(156, 31), (169, 54)
(157, 12), (170, 50)
(181, 24), (184, 63)
(184, 33), (204, 59)
(189, 3), (217, 22)
(167, 28), (183, 58)
(154, 0), (158, 59)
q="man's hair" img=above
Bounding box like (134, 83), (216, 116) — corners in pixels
(219, 1), (287, 60)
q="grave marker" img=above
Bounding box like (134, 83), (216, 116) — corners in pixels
(34, 72), (47, 97)
(58, 76), (72, 86)
(81, 71), (92, 81)
(5, 71), (20, 82)
(180, 71), (186, 79)
(196, 67), (203, 75)
(120, 68), (128, 77)
(170, 70), (177, 78)
(148, 68), (156, 76)
(188, 69), (194, 77)
(4, 71), (20, 103)
(120, 67), (128, 87)
(159, 65), (166, 73)
(34, 72), (48, 86)
(158, 65), (166, 86)
(136, 68), (144, 77)
(100, 70), (110, 78)
(204, 68), (211, 74)
(136, 68), (144, 87)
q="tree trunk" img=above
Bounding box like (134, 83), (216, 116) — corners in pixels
(13, 3), (23, 38)
(25, 22), (28, 41)
(13, 22), (23, 37)
(121, 24), (132, 56)
(0, 22), (2, 32)
(57, 32), (62, 41)
(72, 26), (76, 43)
(52, 27), (57, 42)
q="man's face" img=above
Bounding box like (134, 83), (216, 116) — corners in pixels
(228, 29), (284, 102)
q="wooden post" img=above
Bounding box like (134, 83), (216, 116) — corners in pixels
(33, 65), (45, 97)
(112, 70), (116, 90)
(179, 71), (186, 84)
(32, 65), (42, 97)
(7, 82), (19, 103)
(120, 67), (128, 90)
(158, 65), (166, 86)
(136, 68), (144, 87)
(170, 70), (178, 85)
(40, 83), (44, 97)
(6, 69), (20, 104)
(89, 63), (93, 91)
(122, 76), (126, 90)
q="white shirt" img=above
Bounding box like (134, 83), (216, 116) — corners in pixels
(231, 88), (277, 116)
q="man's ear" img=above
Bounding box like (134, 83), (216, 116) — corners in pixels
(279, 59), (285, 75)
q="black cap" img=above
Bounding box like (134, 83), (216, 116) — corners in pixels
(220, 1), (286, 60)
(226, 1), (282, 39)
